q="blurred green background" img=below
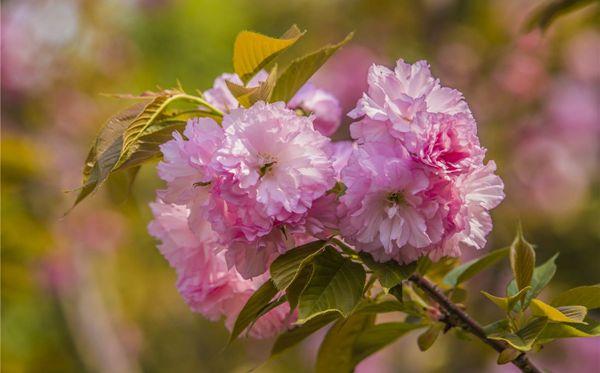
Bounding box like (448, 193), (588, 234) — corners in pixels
(2, 0), (598, 372)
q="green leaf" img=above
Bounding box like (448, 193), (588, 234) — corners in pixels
(488, 317), (548, 352)
(481, 286), (531, 312)
(355, 299), (405, 314)
(509, 225), (536, 291)
(271, 311), (339, 356)
(298, 247), (366, 322)
(443, 247), (509, 287)
(359, 252), (415, 288)
(229, 280), (278, 343)
(417, 323), (444, 351)
(74, 103), (145, 206)
(270, 32), (353, 103)
(316, 313), (374, 373)
(551, 285), (600, 309)
(233, 25), (304, 83)
(351, 322), (425, 366)
(507, 253), (559, 310)
(286, 264), (314, 311)
(270, 240), (328, 290)
(497, 348), (521, 365)
(113, 119), (186, 171)
(225, 64), (279, 108)
(524, 0), (596, 31)
(536, 318), (600, 343)
(529, 299), (587, 324)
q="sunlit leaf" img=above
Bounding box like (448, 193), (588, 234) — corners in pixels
(488, 317), (548, 352)
(443, 247), (509, 287)
(229, 280), (278, 343)
(225, 65), (279, 107)
(536, 318), (600, 343)
(270, 32), (353, 103)
(507, 253), (558, 310)
(359, 252), (415, 288)
(271, 311), (339, 356)
(509, 225), (536, 291)
(298, 247), (366, 322)
(497, 348), (521, 365)
(530, 299), (587, 324)
(481, 286), (531, 312)
(233, 25), (304, 83)
(551, 285), (600, 309)
(270, 240), (328, 290)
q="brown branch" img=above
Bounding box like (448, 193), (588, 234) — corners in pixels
(408, 274), (542, 373)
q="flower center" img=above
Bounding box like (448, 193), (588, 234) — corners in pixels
(258, 153), (277, 177)
(387, 192), (406, 205)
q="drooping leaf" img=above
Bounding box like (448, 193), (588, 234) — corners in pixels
(233, 25), (304, 83)
(270, 240), (328, 290)
(488, 317), (548, 352)
(497, 348), (521, 365)
(74, 103), (147, 206)
(443, 247), (509, 287)
(298, 247), (366, 322)
(229, 280), (278, 343)
(417, 323), (444, 351)
(507, 253), (559, 310)
(286, 264), (314, 311)
(481, 286), (531, 312)
(271, 311), (339, 356)
(351, 322), (425, 366)
(270, 32), (353, 103)
(524, 0), (596, 31)
(536, 318), (600, 343)
(551, 285), (600, 309)
(315, 313), (374, 373)
(359, 252), (415, 288)
(509, 225), (536, 291)
(529, 299), (587, 324)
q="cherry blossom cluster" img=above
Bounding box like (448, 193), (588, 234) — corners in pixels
(148, 60), (504, 338)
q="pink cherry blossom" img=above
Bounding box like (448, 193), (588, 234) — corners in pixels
(288, 83), (342, 136)
(148, 199), (295, 338)
(212, 101), (335, 245)
(203, 71), (268, 113)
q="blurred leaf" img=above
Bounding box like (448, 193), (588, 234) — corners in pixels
(298, 247), (366, 322)
(355, 299), (405, 315)
(508, 253), (559, 310)
(481, 286), (531, 312)
(530, 299), (587, 324)
(351, 322), (425, 365)
(233, 25), (304, 83)
(449, 287), (468, 303)
(271, 32), (353, 102)
(424, 257), (460, 282)
(483, 319), (510, 335)
(229, 280), (277, 343)
(316, 313), (374, 373)
(537, 318), (600, 343)
(443, 247), (509, 287)
(551, 285), (600, 309)
(524, 0), (596, 31)
(359, 252), (415, 288)
(271, 311), (339, 356)
(497, 348), (521, 365)
(509, 225), (536, 291)
(270, 240), (327, 290)
(417, 323), (444, 351)
(287, 264), (313, 311)
(488, 317), (548, 352)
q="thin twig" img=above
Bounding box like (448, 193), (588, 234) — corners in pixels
(408, 274), (542, 373)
